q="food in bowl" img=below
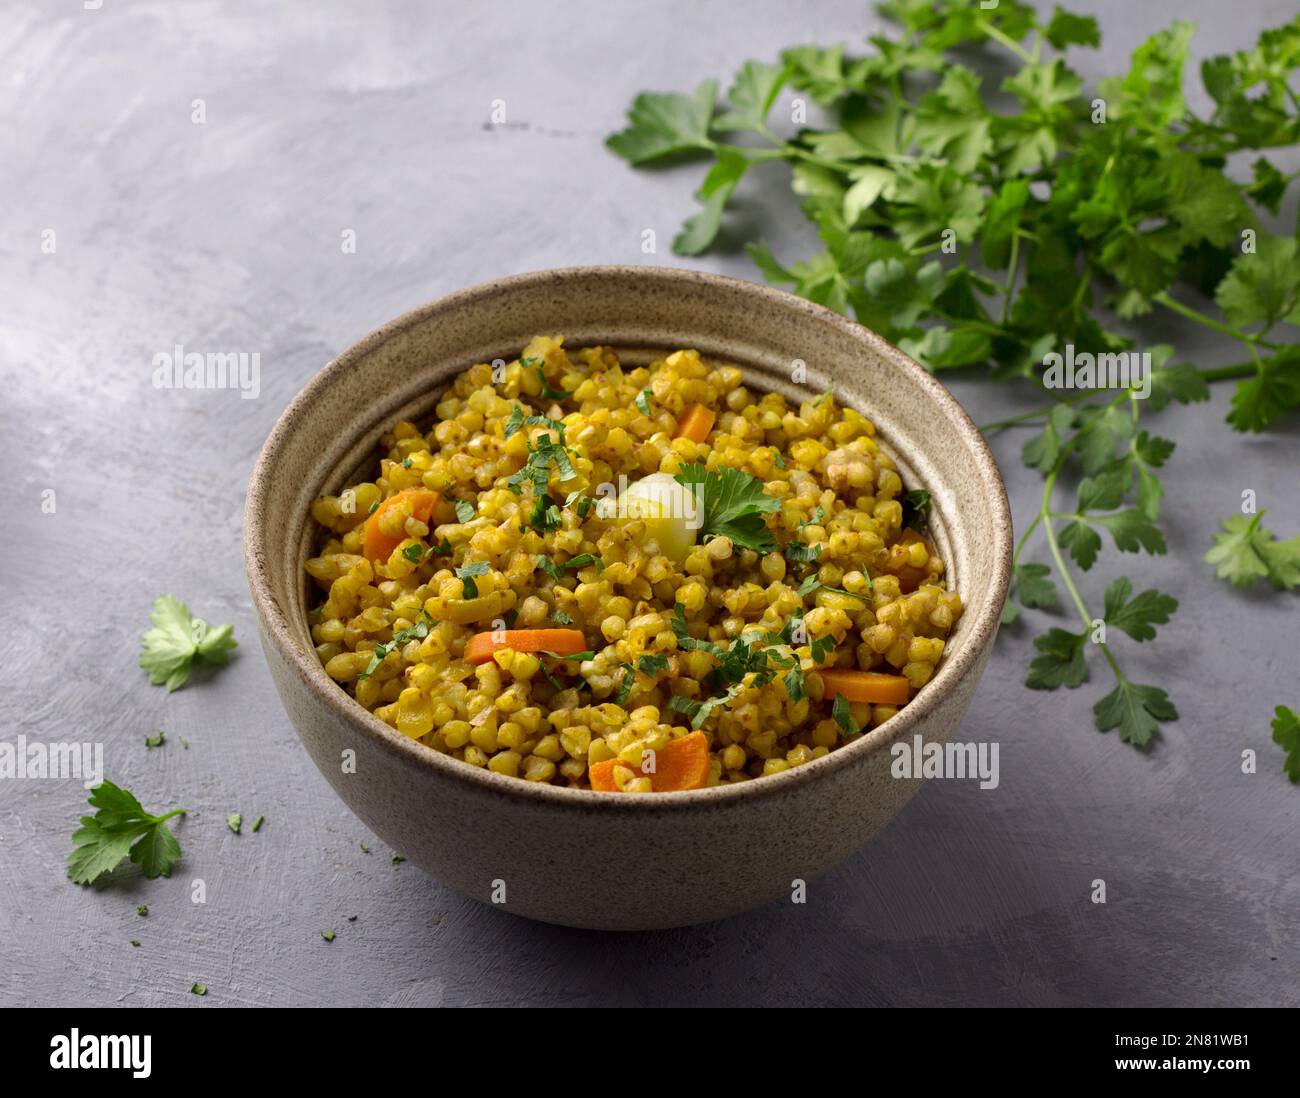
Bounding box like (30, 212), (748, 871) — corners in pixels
(305, 335), (962, 792)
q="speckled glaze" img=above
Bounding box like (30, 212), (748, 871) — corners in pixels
(244, 266), (1012, 930)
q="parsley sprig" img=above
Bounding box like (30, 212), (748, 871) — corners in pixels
(1205, 511), (1300, 589)
(673, 462), (780, 553)
(138, 595), (237, 692)
(68, 780), (186, 885)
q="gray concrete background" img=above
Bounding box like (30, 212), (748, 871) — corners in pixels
(1, 0), (1297, 1007)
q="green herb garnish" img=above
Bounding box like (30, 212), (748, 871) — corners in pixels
(900, 489), (932, 535)
(636, 389), (654, 416)
(144, 731), (165, 749)
(613, 664), (637, 706)
(455, 561), (490, 598)
(138, 595), (237, 692)
(359, 611), (436, 681)
(832, 693), (860, 736)
(673, 462), (780, 553)
(637, 653), (670, 676)
(453, 499), (476, 523)
(67, 780), (185, 885)
(1205, 511), (1300, 590)
(1273, 706), (1300, 783)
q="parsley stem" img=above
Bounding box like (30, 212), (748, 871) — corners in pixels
(979, 390), (1093, 433)
(1197, 362), (1255, 383)
(977, 19), (1035, 64)
(1011, 512), (1043, 566)
(1151, 291), (1274, 349)
(1040, 445), (1127, 685)
(1000, 230), (1021, 326)
(1040, 448), (1092, 633)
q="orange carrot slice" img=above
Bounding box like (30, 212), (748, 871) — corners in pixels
(588, 758), (621, 792)
(587, 731), (710, 792)
(362, 489), (441, 564)
(673, 404), (716, 443)
(817, 669), (911, 706)
(464, 628), (588, 665)
(648, 730), (710, 790)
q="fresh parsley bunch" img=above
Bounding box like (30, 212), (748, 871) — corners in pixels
(609, 2), (1300, 757)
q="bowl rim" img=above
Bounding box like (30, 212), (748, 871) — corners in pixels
(244, 264), (1012, 811)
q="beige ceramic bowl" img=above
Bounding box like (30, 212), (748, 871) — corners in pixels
(244, 266), (1011, 930)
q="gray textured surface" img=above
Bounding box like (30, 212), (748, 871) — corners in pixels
(1, 0), (1297, 1007)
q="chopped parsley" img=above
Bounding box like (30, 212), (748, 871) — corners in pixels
(401, 543), (425, 564)
(637, 653), (670, 676)
(613, 664), (637, 706)
(455, 561), (490, 598)
(809, 635), (836, 664)
(521, 355), (573, 400)
(832, 693), (860, 736)
(636, 389), (654, 416)
(901, 489), (932, 535)
(144, 731), (165, 749)
(227, 813), (242, 834)
(359, 610), (437, 681)
(453, 499), (476, 524)
(787, 541), (823, 566)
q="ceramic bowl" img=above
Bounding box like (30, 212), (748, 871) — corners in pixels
(244, 265), (1011, 930)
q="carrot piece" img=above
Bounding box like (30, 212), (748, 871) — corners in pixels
(588, 758), (620, 792)
(587, 732), (711, 792)
(818, 669), (911, 706)
(464, 628), (588, 665)
(647, 730), (710, 791)
(362, 489), (441, 564)
(673, 403), (716, 443)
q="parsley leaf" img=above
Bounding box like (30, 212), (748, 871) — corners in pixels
(1272, 706), (1300, 783)
(606, 79), (718, 164)
(1025, 628), (1089, 690)
(138, 595), (237, 692)
(831, 693), (860, 735)
(673, 462), (780, 553)
(68, 780), (185, 885)
(1093, 679), (1177, 748)
(1102, 577), (1177, 642)
(1205, 511), (1300, 590)
(455, 561), (490, 599)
